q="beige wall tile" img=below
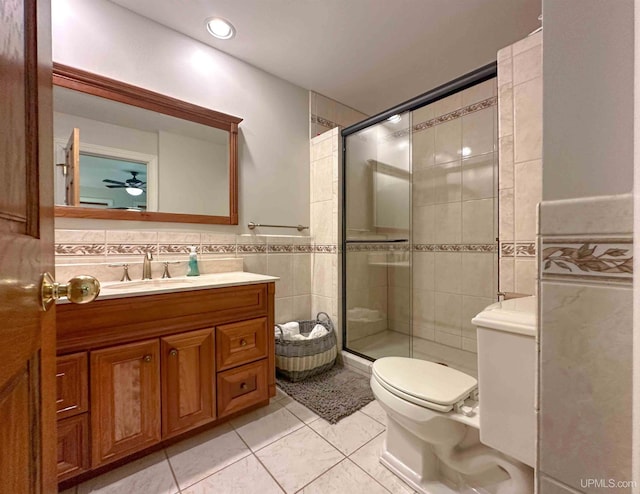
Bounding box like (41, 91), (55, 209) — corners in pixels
(413, 323), (435, 341)
(514, 159), (542, 241)
(498, 135), (514, 189)
(462, 108), (495, 158)
(539, 283), (632, 490)
(413, 103), (434, 124)
(431, 161), (461, 204)
(498, 257), (515, 293)
(413, 205), (436, 244)
(514, 258), (536, 295)
(413, 251), (435, 291)
(412, 127), (435, 168)
(499, 188), (514, 241)
(56, 229), (105, 243)
(461, 78), (496, 106)
(461, 337), (477, 353)
(435, 119), (462, 164)
(311, 156), (333, 203)
(434, 292), (462, 336)
(275, 297), (293, 324)
(435, 330), (462, 349)
(434, 202), (462, 243)
(267, 254), (293, 298)
(311, 253), (336, 299)
(513, 45), (542, 86)
(462, 153), (494, 201)
(310, 200), (335, 244)
(434, 252), (462, 294)
(292, 253), (311, 295)
(412, 289), (435, 330)
(462, 199), (494, 243)
(498, 85), (513, 138)
(240, 254), (267, 274)
(461, 295), (494, 338)
(538, 476), (583, 494)
(512, 31), (541, 56)
(461, 253), (494, 298)
(433, 92), (462, 118)
(413, 166), (435, 207)
(497, 45), (512, 62)
(514, 78), (543, 163)
(292, 295), (311, 320)
(497, 56), (513, 87)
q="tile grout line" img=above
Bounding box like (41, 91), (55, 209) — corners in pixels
(163, 448), (183, 494)
(233, 420), (290, 494)
(344, 457), (393, 494)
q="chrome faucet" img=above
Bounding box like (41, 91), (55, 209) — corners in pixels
(142, 251), (153, 280)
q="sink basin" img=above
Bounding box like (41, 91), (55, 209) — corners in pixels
(102, 278), (195, 290)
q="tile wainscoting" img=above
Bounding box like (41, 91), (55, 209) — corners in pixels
(538, 193), (633, 492)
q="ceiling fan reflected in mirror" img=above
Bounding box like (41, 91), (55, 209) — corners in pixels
(103, 171), (146, 197)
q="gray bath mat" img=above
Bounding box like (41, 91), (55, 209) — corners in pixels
(276, 365), (375, 424)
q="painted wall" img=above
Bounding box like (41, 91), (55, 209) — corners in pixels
(52, 0), (309, 233)
(542, 0), (633, 200)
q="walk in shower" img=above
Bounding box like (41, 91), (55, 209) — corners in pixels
(342, 66), (498, 377)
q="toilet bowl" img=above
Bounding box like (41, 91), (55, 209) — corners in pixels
(371, 296), (537, 494)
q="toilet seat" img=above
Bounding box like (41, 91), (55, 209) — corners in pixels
(372, 357), (477, 413)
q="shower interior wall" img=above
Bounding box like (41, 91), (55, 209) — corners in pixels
(344, 77), (499, 377)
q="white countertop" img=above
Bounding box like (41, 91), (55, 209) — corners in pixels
(58, 271), (279, 303)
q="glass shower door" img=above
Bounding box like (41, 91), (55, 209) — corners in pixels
(343, 112), (411, 359)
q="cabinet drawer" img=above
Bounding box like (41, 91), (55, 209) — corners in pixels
(56, 352), (88, 419)
(217, 359), (268, 418)
(57, 414), (89, 481)
(216, 317), (268, 371)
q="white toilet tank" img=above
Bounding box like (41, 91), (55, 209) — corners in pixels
(472, 296), (537, 468)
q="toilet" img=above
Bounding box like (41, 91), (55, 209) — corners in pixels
(370, 296), (536, 494)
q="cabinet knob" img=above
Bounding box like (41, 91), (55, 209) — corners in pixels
(143, 354), (152, 363)
(239, 338), (247, 347)
(169, 349), (178, 357)
(240, 382), (247, 390)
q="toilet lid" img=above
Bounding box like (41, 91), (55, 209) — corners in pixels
(372, 357), (477, 408)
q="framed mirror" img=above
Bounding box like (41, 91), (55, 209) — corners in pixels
(53, 63), (242, 225)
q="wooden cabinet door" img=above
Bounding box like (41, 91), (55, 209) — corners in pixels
(0, 0), (56, 492)
(90, 340), (161, 467)
(216, 317), (268, 371)
(161, 329), (215, 437)
(57, 414), (89, 481)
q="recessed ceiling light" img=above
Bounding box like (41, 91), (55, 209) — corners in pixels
(206, 17), (235, 40)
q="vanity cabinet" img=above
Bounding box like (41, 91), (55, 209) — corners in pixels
(90, 340), (161, 466)
(161, 328), (215, 437)
(56, 281), (276, 488)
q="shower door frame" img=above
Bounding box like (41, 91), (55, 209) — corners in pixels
(341, 62), (498, 361)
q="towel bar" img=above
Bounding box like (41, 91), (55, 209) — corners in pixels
(248, 222), (309, 232)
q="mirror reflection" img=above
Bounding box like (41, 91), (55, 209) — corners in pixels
(53, 86), (230, 216)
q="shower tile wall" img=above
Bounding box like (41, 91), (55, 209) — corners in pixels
(411, 78), (498, 358)
(497, 32), (542, 295)
(309, 91), (368, 138)
(309, 128), (341, 347)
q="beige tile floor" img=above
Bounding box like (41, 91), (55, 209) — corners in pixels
(61, 389), (416, 494)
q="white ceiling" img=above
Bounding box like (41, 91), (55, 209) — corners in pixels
(109, 0), (540, 115)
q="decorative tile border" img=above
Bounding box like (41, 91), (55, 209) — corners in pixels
(311, 114), (339, 130)
(314, 244), (337, 253)
(237, 244), (267, 254)
(200, 244), (236, 254)
(106, 244), (157, 255)
(500, 242), (515, 257)
(384, 96), (498, 140)
(500, 242), (536, 258)
(267, 244), (294, 253)
(541, 238), (632, 283)
(346, 243), (410, 252)
(294, 244), (314, 253)
(413, 243), (497, 253)
(55, 244), (106, 256)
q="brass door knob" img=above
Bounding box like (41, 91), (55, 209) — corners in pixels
(240, 382), (247, 390)
(169, 349), (178, 357)
(40, 272), (100, 311)
(239, 339), (247, 347)
(143, 355), (152, 363)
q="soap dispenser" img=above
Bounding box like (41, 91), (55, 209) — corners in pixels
(187, 246), (200, 276)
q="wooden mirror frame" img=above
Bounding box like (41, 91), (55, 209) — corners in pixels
(53, 63), (242, 225)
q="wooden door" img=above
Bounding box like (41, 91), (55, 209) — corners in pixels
(0, 0), (56, 493)
(161, 329), (215, 437)
(90, 340), (161, 467)
(64, 128), (79, 206)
